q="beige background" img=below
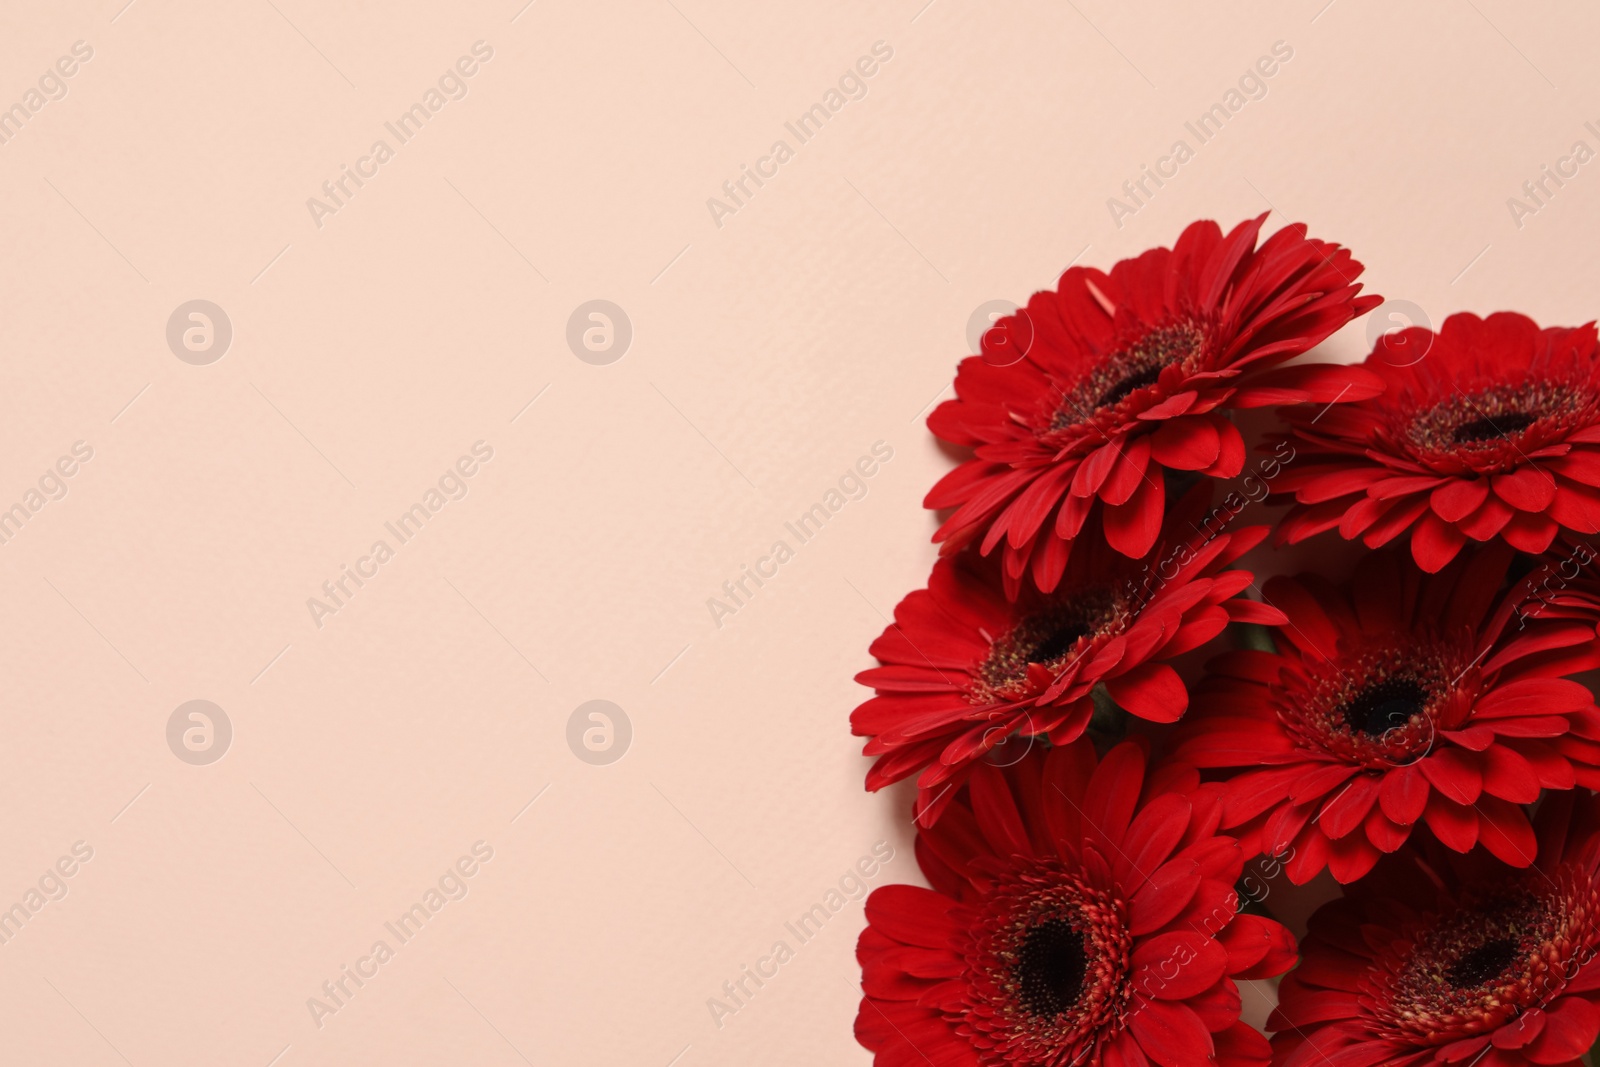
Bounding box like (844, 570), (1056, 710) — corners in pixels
(3, 0), (1599, 1063)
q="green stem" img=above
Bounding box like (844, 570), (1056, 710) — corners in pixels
(1087, 684), (1128, 754)
(1237, 622), (1279, 654)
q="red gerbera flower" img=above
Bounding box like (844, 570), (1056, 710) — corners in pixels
(1506, 537), (1600, 632)
(1269, 788), (1600, 1067)
(925, 214), (1381, 594)
(1273, 311), (1600, 572)
(853, 493), (1282, 826)
(1173, 546), (1600, 884)
(856, 741), (1298, 1067)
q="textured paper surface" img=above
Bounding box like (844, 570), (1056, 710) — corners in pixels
(1, 1), (1595, 1063)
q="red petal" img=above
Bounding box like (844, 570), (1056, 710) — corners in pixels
(1224, 599), (1288, 626)
(1102, 436), (1152, 507)
(1215, 913), (1276, 975)
(1128, 861), (1203, 936)
(1459, 494), (1515, 540)
(1231, 915), (1299, 980)
(1105, 663), (1189, 724)
(1316, 775), (1381, 840)
(1424, 794), (1479, 852)
(1295, 466), (1387, 505)
(1128, 1000), (1213, 1067)
(1431, 478), (1489, 522)
(1550, 450), (1600, 487)
(1213, 1022), (1273, 1067)
(1132, 932), (1228, 999)
(1437, 1036), (1492, 1063)
(1364, 805), (1411, 852)
(1072, 441), (1123, 498)
(1083, 742), (1146, 850)
(1379, 765), (1428, 825)
(1259, 577), (1341, 662)
(1138, 391), (1198, 421)
(1117, 794), (1193, 886)
(1284, 824), (1331, 884)
(1105, 474), (1165, 558)
(1274, 987), (1361, 1026)
(1325, 832), (1381, 883)
(1493, 466), (1558, 512)
(1229, 363), (1384, 407)
(1475, 795), (1537, 866)
(1493, 1008), (1545, 1049)
(863, 885), (961, 947)
(1420, 749), (1482, 804)
(1411, 512), (1467, 572)
(1475, 678), (1594, 720)
(1206, 418), (1246, 478)
(1549, 481), (1600, 533)
(968, 764), (1033, 860)
(1150, 418), (1220, 471)
(1502, 511), (1559, 554)
(1526, 996), (1600, 1063)
(1480, 744), (1541, 803)
(1361, 495), (1433, 548)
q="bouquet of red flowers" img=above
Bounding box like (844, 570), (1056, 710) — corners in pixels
(850, 215), (1600, 1067)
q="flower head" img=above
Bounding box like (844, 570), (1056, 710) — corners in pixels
(1270, 789), (1600, 1067)
(927, 214), (1380, 594)
(1175, 545), (1600, 884)
(854, 490), (1281, 825)
(857, 741), (1297, 1067)
(1274, 311), (1600, 571)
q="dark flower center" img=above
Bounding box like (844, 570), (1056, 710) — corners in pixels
(1281, 646), (1461, 769)
(1364, 872), (1600, 1046)
(1050, 321), (1205, 432)
(1450, 412), (1536, 444)
(1404, 381), (1593, 471)
(1340, 678), (1427, 738)
(1094, 364), (1165, 410)
(1015, 919), (1089, 1018)
(1445, 938), (1519, 989)
(972, 592), (1125, 703)
(1026, 620), (1095, 666)
(961, 864), (1135, 1065)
